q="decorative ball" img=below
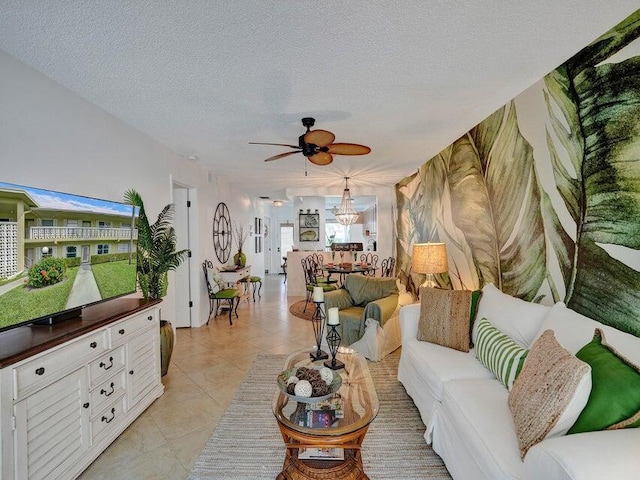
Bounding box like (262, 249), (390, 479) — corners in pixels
(286, 375), (299, 386)
(294, 379), (313, 397)
(319, 367), (334, 385)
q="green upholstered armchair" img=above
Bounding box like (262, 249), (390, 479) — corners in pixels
(323, 274), (399, 346)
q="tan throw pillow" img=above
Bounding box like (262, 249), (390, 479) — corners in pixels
(416, 287), (472, 352)
(508, 330), (591, 458)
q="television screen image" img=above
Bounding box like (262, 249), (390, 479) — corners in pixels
(0, 181), (138, 332)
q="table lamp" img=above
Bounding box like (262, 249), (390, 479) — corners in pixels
(411, 242), (448, 288)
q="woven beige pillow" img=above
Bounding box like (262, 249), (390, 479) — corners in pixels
(416, 287), (472, 352)
(508, 330), (591, 458)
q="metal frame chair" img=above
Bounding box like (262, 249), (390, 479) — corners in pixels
(380, 257), (396, 277)
(359, 253), (379, 276)
(202, 260), (240, 325)
(301, 256), (337, 312)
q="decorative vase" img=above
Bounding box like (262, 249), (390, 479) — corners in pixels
(159, 320), (174, 376)
(234, 250), (247, 267)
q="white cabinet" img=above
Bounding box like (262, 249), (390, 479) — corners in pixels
(0, 304), (163, 480)
(14, 368), (89, 480)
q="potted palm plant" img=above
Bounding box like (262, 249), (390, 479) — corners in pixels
(124, 189), (188, 376)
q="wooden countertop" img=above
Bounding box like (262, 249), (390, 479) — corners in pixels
(0, 297), (161, 368)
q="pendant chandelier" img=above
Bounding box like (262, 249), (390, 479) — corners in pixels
(334, 177), (359, 226)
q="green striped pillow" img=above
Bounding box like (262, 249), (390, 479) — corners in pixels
(475, 317), (529, 390)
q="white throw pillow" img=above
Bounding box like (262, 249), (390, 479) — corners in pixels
(535, 303), (640, 365)
(472, 283), (550, 348)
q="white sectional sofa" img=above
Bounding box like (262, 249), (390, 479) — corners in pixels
(398, 284), (640, 480)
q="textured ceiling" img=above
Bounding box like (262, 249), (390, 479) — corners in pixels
(0, 1), (637, 200)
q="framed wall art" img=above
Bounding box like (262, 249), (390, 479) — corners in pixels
(299, 212), (319, 242)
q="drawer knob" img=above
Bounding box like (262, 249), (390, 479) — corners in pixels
(83, 403), (90, 409)
(119, 329), (125, 335)
(99, 357), (114, 370)
(129, 370), (134, 375)
(100, 382), (115, 397)
(101, 407), (116, 424)
(35, 367), (45, 376)
(147, 315), (153, 321)
(90, 342), (97, 349)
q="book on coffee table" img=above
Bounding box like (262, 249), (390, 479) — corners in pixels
(298, 447), (345, 461)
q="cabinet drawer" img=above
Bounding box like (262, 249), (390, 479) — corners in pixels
(90, 370), (126, 417)
(91, 395), (126, 443)
(88, 347), (125, 387)
(13, 329), (108, 400)
(110, 309), (157, 347)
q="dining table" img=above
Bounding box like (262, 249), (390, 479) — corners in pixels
(321, 263), (375, 285)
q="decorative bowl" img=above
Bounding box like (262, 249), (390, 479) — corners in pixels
(277, 366), (342, 403)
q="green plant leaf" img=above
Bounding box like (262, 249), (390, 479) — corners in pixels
(542, 19), (640, 336)
(451, 103), (547, 300)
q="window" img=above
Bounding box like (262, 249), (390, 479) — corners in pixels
(41, 219), (54, 227)
(325, 223), (349, 244)
(97, 244), (109, 255)
(66, 246), (77, 258)
(118, 243), (131, 253)
(98, 221), (111, 228)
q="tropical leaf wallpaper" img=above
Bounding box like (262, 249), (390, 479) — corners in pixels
(395, 10), (640, 337)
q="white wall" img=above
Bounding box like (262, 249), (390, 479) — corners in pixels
(0, 49), (264, 328)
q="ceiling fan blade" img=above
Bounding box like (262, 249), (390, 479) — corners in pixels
(304, 129), (335, 147)
(264, 151), (300, 162)
(327, 143), (371, 155)
(308, 152), (333, 165)
(249, 142), (300, 149)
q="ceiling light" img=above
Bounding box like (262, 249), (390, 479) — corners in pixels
(335, 177), (359, 226)
(273, 200), (283, 207)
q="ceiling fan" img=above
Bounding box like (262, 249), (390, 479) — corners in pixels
(249, 117), (371, 166)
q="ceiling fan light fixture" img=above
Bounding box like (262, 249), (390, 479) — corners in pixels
(335, 177), (360, 226)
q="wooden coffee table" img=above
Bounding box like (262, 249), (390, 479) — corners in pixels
(272, 350), (379, 480)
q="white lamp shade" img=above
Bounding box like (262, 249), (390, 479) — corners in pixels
(411, 243), (448, 274)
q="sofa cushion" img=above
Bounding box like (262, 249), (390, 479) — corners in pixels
(508, 330), (591, 458)
(568, 328), (640, 434)
(473, 283), (550, 348)
(401, 337), (494, 403)
(475, 318), (529, 390)
(434, 379), (523, 480)
(417, 287), (473, 352)
(343, 275), (398, 306)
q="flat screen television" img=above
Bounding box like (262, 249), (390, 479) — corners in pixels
(0, 181), (138, 332)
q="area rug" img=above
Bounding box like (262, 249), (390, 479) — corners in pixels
(188, 351), (451, 480)
(289, 299), (313, 321)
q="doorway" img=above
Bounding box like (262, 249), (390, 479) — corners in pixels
(172, 183), (196, 328)
(81, 245), (90, 264)
(279, 223), (294, 274)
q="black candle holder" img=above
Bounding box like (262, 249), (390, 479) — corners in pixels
(324, 323), (345, 370)
(310, 301), (329, 361)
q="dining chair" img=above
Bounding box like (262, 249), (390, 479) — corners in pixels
(380, 257), (396, 277)
(360, 253), (379, 276)
(301, 256), (337, 312)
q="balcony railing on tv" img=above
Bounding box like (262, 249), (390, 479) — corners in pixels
(28, 226), (138, 241)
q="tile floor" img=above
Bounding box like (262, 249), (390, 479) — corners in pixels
(79, 273), (315, 479)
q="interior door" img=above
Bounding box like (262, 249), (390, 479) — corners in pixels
(172, 186), (192, 328)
